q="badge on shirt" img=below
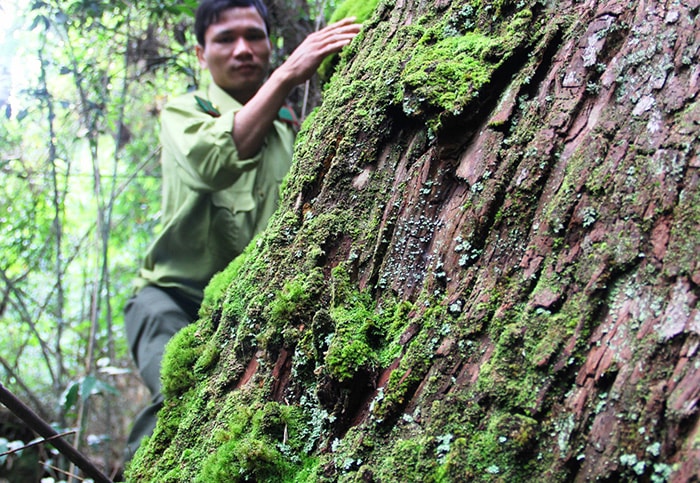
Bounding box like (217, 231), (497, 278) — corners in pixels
(278, 104), (300, 128)
(194, 96), (221, 117)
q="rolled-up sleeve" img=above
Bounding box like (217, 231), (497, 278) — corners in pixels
(160, 101), (262, 192)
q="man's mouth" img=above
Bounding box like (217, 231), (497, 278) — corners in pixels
(233, 64), (257, 73)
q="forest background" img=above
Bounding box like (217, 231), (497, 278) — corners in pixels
(0, 0), (334, 479)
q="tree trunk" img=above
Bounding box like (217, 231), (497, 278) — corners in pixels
(126, 0), (700, 481)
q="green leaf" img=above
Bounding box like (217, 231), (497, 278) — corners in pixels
(80, 375), (119, 401)
(61, 381), (80, 412)
(80, 375), (98, 401)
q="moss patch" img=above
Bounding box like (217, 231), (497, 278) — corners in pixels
(399, 32), (501, 116)
(196, 400), (312, 482)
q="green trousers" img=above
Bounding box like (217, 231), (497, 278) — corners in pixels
(123, 285), (196, 462)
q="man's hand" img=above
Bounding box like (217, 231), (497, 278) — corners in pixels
(272, 18), (363, 88)
(233, 18), (362, 159)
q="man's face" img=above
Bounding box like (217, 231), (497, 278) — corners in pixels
(196, 6), (271, 103)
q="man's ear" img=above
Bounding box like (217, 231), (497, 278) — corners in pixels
(195, 44), (207, 69)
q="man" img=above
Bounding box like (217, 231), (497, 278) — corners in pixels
(123, 0), (360, 460)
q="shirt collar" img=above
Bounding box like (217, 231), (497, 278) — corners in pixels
(207, 82), (244, 113)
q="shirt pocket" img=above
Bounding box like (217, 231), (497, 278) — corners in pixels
(210, 190), (257, 264)
(212, 189), (256, 214)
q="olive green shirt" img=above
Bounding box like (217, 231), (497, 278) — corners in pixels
(136, 82), (294, 308)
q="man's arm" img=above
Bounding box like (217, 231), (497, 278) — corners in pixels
(233, 17), (362, 159)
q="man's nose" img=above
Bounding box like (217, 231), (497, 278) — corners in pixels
(232, 37), (253, 58)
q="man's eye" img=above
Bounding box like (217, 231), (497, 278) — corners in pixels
(246, 32), (266, 41)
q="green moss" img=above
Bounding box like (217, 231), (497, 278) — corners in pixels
(526, 312), (572, 366)
(369, 303), (447, 422)
(201, 240), (257, 317)
(267, 270), (322, 326)
(193, 338), (220, 374)
(328, 0), (380, 24)
(400, 33), (497, 113)
(325, 335), (375, 382)
(324, 266), (380, 382)
(664, 170), (700, 279)
(377, 300), (415, 366)
(370, 436), (441, 482)
(160, 323), (206, 398)
(392, 2), (539, 135)
(172, 395), (317, 483)
(329, 262), (355, 304)
(126, 389), (204, 481)
(196, 399), (312, 483)
(475, 293), (590, 412)
(433, 411), (541, 480)
(322, 268), (419, 386)
(197, 438), (281, 482)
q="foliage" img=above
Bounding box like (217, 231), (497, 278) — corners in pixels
(0, 0), (200, 476)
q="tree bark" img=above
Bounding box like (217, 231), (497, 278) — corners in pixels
(127, 0), (700, 481)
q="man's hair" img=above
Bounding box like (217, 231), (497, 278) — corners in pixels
(194, 0), (270, 46)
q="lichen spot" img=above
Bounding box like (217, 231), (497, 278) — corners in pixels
(353, 166), (373, 190)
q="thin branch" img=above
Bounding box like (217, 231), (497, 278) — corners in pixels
(37, 15), (67, 389)
(0, 430), (76, 457)
(0, 270), (58, 386)
(43, 462), (89, 482)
